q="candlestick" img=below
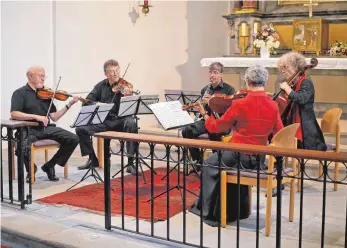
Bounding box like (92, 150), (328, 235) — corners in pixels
(240, 22), (249, 37)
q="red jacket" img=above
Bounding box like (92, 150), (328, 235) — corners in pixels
(205, 91), (284, 146)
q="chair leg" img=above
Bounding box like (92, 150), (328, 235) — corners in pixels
(11, 142), (16, 180)
(265, 185), (273, 236)
(297, 166), (302, 193)
(44, 149), (48, 163)
(289, 179), (295, 222)
(248, 186), (252, 215)
(31, 146), (35, 184)
(221, 172), (227, 228)
(64, 163), (68, 178)
(334, 162), (339, 191)
(318, 162), (323, 179)
(97, 137), (103, 168)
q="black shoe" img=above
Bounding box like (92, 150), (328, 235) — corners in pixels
(126, 164), (142, 176)
(26, 164), (38, 183)
(265, 184), (285, 197)
(41, 164), (59, 181)
(78, 159), (99, 170)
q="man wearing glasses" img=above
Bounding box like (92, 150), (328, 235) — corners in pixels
(181, 62), (235, 172)
(10, 66), (79, 182)
(75, 59), (139, 175)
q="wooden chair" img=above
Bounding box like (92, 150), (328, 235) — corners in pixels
(221, 123), (299, 236)
(12, 140), (68, 184)
(319, 108), (342, 191)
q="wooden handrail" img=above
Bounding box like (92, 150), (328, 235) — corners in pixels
(95, 132), (347, 163)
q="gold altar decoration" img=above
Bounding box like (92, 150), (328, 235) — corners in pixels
(239, 22), (250, 56)
(253, 21), (261, 55)
(278, 0), (346, 5)
(292, 18), (329, 55)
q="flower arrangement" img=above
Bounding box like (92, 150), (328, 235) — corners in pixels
(328, 41), (347, 56)
(252, 23), (280, 54)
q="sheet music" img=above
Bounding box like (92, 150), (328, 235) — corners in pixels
(91, 103), (114, 124)
(137, 95), (160, 115)
(118, 95), (140, 117)
(148, 101), (194, 131)
(71, 105), (98, 127)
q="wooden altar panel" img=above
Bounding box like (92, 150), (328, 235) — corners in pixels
(223, 73), (240, 91)
(309, 75), (347, 103)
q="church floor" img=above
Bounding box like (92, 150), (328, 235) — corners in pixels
(1, 140), (346, 248)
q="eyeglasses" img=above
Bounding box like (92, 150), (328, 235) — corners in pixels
(107, 69), (119, 75)
(34, 73), (47, 79)
(209, 70), (220, 75)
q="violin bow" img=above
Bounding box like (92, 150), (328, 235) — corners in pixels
(45, 76), (62, 120)
(110, 63), (131, 103)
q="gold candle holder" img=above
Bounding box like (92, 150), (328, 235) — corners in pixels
(253, 21), (261, 56)
(239, 22), (250, 56)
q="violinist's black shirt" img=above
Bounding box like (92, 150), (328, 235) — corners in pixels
(11, 84), (57, 119)
(84, 79), (123, 118)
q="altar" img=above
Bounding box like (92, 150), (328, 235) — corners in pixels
(200, 57), (347, 105)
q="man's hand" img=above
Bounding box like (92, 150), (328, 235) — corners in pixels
(35, 115), (49, 126)
(123, 87), (133, 96)
(68, 96), (80, 106)
(112, 84), (121, 93)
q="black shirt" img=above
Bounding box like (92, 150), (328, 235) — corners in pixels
(200, 81), (235, 116)
(11, 84), (57, 120)
(84, 79), (123, 118)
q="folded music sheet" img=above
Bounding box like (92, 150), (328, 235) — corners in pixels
(148, 101), (194, 131)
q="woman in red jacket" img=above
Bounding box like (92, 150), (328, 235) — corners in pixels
(189, 64), (284, 226)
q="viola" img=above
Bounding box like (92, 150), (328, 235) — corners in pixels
(37, 87), (87, 103)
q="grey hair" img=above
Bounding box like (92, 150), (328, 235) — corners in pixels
(244, 65), (268, 87)
(209, 62), (224, 73)
(277, 52), (307, 72)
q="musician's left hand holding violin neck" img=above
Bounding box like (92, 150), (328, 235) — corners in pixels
(194, 101), (205, 115)
(69, 96), (80, 106)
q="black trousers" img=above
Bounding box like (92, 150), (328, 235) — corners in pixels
(181, 119), (229, 162)
(189, 151), (263, 226)
(18, 125), (79, 173)
(75, 116), (138, 161)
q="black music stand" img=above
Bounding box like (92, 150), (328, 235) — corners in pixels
(164, 89), (202, 177)
(112, 95), (160, 184)
(67, 103), (114, 192)
(146, 100), (199, 202)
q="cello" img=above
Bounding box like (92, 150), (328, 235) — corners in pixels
(273, 57), (318, 125)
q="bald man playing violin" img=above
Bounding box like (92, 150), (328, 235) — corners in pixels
(10, 66), (79, 182)
(75, 59), (139, 175)
(181, 62), (235, 172)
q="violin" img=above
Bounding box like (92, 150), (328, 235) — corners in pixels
(112, 78), (140, 95)
(273, 57), (318, 115)
(181, 90), (248, 115)
(37, 87), (87, 103)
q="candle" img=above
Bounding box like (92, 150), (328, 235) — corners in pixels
(240, 22), (249, 37)
(254, 22), (260, 34)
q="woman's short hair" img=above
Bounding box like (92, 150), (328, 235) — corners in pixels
(244, 65), (268, 87)
(277, 52), (307, 72)
(103, 59), (119, 73)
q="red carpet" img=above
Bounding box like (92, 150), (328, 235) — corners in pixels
(37, 168), (200, 221)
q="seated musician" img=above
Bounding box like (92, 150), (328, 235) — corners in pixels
(277, 52), (327, 151)
(181, 62), (235, 171)
(10, 66), (79, 182)
(189, 65), (284, 226)
(75, 59), (139, 175)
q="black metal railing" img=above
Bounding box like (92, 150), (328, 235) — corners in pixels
(1, 120), (37, 209)
(96, 131), (347, 248)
